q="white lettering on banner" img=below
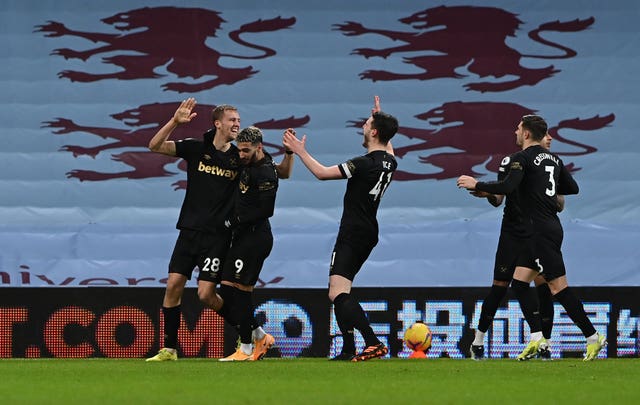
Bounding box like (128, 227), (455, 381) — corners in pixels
(553, 303), (609, 357)
(471, 301), (610, 359)
(329, 301), (389, 358)
(1, 292), (635, 358)
(0, 271), (170, 287)
(486, 300), (530, 358)
(422, 301), (465, 359)
(330, 300), (615, 359)
(617, 309), (639, 357)
(1, 271), (286, 288)
(396, 300), (423, 358)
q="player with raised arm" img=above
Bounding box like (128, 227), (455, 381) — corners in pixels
(458, 115), (606, 361)
(146, 99), (293, 361)
(283, 96), (398, 361)
(217, 126), (288, 361)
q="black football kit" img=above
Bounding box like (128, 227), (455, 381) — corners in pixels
(476, 144), (578, 280)
(330, 150), (397, 280)
(221, 152), (278, 286)
(492, 153), (531, 281)
(168, 129), (240, 281)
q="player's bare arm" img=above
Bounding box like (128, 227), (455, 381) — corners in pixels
(283, 129), (342, 180)
(456, 175), (478, 190)
(148, 98), (198, 156)
(275, 128), (296, 179)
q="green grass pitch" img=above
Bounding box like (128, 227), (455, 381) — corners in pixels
(1, 358), (637, 404)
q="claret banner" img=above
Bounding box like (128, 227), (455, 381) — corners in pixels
(1, 0), (639, 292)
(1, 288), (638, 359)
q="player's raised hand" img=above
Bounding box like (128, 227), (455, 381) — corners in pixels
(172, 98), (198, 125)
(283, 128), (306, 155)
(371, 95), (381, 115)
(283, 128), (297, 153)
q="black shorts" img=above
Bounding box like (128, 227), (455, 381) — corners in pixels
(329, 235), (377, 281)
(531, 232), (566, 281)
(493, 232), (529, 282)
(168, 229), (231, 283)
(221, 223), (273, 286)
(516, 222), (566, 281)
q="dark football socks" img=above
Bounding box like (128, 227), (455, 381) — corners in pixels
(333, 293), (356, 354)
(477, 284), (508, 333)
(162, 305), (181, 349)
(537, 283), (555, 340)
(216, 284), (236, 324)
(233, 289), (254, 344)
(554, 287), (596, 338)
(334, 292), (380, 347)
(511, 279), (542, 333)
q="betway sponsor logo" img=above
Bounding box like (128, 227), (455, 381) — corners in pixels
(198, 161), (238, 180)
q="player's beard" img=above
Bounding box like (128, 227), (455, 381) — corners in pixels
(241, 148), (261, 166)
(362, 131), (371, 149)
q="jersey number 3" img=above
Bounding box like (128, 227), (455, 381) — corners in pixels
(544, 166), (556, 196)
(369, 172), (392, 201)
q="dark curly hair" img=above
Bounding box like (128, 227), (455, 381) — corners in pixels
(236, 126), (263, 144)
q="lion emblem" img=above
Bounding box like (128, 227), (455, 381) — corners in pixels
(35, 7), (295, 93)
(334, 6), (594, 92)
(350, 101), (614, 180)
(43, 102), (310, 189)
